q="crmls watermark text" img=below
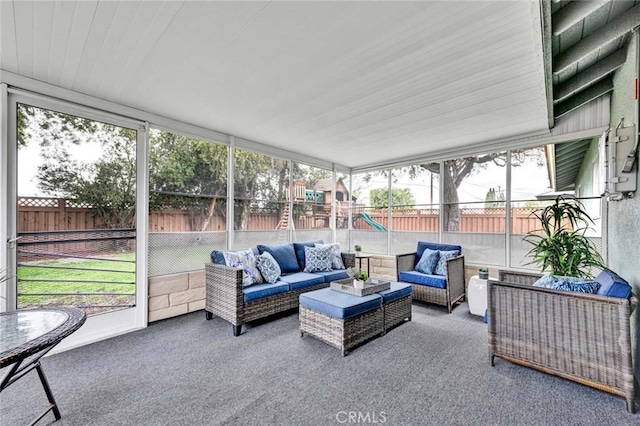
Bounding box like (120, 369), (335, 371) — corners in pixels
(336, 411), (387, 424)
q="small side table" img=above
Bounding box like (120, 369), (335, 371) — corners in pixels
(467, 275), (495, 317)
(355, 255), (371, 276)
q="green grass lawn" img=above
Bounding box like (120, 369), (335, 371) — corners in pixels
(17, 252), (136, 310)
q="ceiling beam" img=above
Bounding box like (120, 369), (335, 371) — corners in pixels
(554, 47), (627, 103)
(554, 76), (613, 118)
(542, 0), (555, 129)
(553, 3), (640, 74)
(552, 0), (610, 36)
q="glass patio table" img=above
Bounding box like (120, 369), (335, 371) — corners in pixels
(0, 306), (86, 425)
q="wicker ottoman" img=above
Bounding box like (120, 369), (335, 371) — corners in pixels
(299, 288), (384, 356)
(378, 282), (412, 332)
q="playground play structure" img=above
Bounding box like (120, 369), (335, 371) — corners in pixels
(276, 180), (387, 231)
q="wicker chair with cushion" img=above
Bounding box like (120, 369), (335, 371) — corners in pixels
(488, 269), (637, 413)
(395, 241), (465, 313)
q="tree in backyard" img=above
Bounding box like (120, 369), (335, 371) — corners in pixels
(415, 148), (543, 231)
(148, 130), (227, 231)
(369, 188), (416, 209)
(233, 151), (289, 230)
(484, 187), (505, 208)
(35, 125), (137, 229)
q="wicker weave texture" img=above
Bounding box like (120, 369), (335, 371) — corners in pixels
(383, 295), (412, 331)
(396, 252), (466, 312)
(488, 271), (636, 413)
(299, 306), (384, 356)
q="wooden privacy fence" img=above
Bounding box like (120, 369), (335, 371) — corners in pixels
(18, 196), (545, 235)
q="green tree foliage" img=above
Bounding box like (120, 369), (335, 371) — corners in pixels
(36, 125), (137, 229)
(523, 196), (605, 277)
(369, 188), (415, 209)
(419, 148), (543, 231)
(149, 130), (227, 231)
(484, 187), (505, 208)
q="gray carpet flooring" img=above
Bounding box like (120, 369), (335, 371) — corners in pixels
(1, 301), (638, 425)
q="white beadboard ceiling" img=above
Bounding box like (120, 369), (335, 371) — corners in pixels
(0, 0), (550, 169)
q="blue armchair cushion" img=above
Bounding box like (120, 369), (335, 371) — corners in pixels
(243, 281), (289, 302)
(399, 271), (447, 289)
(279, 272), (325, 290)
(303, 246), (333, 273)
(299, 288), (382, 319)
(293, 240), (323, 270)
(595, 269), (633, 299)
(256, 252), (281, 284)
(222, 249), (263, 286)
(415, 248), (439, 274)
(257, 243), (300, 273)
(378, 282), (413, 303)
(434, 250), (460, 276)
(416, 241), (462, 266)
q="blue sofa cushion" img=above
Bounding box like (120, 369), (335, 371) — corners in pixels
(303, 246), (333, 273)
(595, 269), (633, 299)
(416, 241), (462, 266)
(399, 271), (447, 289)
(279, 272), (325, 291)
(378, 282), (413, 303)
(299, 288), (382, 319)
(293, 240), (323, 270)
(434, 250), (460, 276)
(415, 248), (439, 274)
(210, 250), (226, 265)
(256, 252), (281, 284)
(313, 269), (350, 283)
(257, 243), (300, 273)
(243, 281), (289, 302)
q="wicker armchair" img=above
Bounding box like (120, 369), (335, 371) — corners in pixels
(488, 270), (637, 413)
(396, 252), (465, 313)
(205, 252), (355, 336)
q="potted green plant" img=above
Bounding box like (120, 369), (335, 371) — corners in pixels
(478, 267), (489, 280)
(523, 195), (605, 278)
(354, 244), (362, 253)
(347, 267), (369, 286)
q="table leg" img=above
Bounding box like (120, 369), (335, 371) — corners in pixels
(35, 362), (61, 421)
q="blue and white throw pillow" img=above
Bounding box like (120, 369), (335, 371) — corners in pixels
(533, 275), (582, 288)
(532, 274), (559, 288)
(223, 249), (263, 287)
(552, 279), (600, 294)
(415, 248), (439, 274)
(434, 250), (460, 276)
(304, 246), (333, 273)
(256, 252), (281, 284)
(315, 243), (345, 269)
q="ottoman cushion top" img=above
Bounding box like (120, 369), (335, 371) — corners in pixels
(378, 282), (413, 303)
(300, 288), (382, 319)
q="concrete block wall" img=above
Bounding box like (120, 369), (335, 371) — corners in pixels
(148, 271), (205, 322)
(366, 255), (397, 280)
